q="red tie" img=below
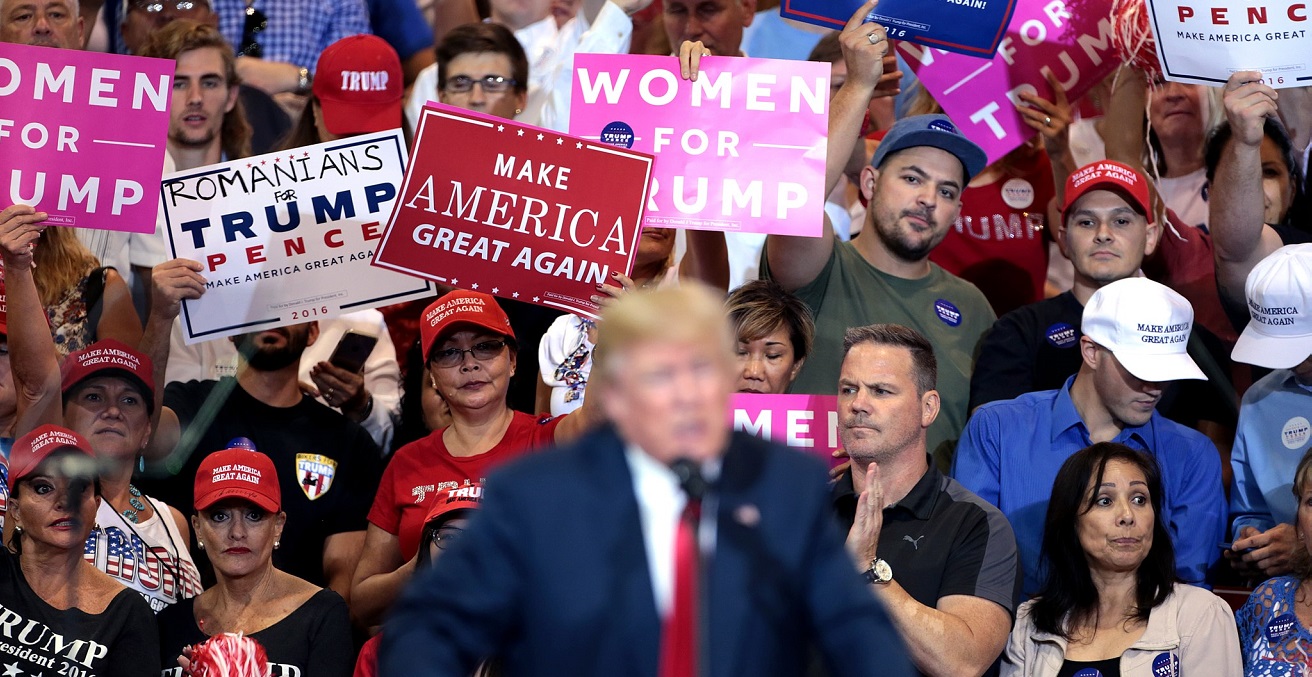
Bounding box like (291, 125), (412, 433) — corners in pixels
(659, 498), (701, 677)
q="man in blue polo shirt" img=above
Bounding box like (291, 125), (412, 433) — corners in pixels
(953, 275), (1227, 595)
(1227, 244), (1312, 579)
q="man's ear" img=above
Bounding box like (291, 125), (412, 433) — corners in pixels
(306, 321), (320, 347)
(1142, 219), (1163, 258)
(739, 0), (757, 25)
(224, 82), (240, 115)
(920, 389), (940, 428)
(860, 165), (879, 203)
(1079, 336), (1100, 371)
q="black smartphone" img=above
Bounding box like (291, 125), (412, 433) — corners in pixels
(329, 330), (379, 374)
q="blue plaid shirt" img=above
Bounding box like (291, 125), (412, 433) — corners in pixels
(214, 0), (371, 72)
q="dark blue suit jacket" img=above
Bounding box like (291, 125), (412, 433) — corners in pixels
(380, 426), (913, 677)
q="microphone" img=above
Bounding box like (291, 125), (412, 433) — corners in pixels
(669, 458), (708, 502)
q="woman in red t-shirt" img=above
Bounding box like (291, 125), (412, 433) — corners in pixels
(350, 289), (602, 626)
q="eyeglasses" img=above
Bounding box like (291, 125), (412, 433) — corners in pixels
(431, 339), (507, 368)
(130, 0), (205, 12)
(433, 527), (463, 550)
(444, 75), (517, 94)
(237, 4), (266, 58)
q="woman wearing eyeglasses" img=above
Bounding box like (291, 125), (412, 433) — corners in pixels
(349, 290), (601, 627)
(353, 495), (484, 677)
(156, 448), (353, 677)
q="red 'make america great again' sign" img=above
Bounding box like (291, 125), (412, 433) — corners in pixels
(372, 103), (654, 318)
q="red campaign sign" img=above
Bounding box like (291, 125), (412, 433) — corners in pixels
(372, 103), (654, 318)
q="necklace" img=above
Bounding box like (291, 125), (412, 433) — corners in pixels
(121, 484), (148, 524)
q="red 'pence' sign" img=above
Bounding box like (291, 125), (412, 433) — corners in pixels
(372, 103), (654, 318)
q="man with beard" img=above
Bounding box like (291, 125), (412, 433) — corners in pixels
(764, 108), (993, 466)
(833, 323), (1018, 677)
(138, 266), (383, 597)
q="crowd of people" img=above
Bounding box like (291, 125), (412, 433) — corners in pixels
(2, 0), (1312, 673)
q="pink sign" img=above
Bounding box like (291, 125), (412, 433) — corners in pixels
(1, 42), (173, 233)
(569, 54), (828, 237)
(899, 0), (1122, 165)
(729, 393), (841, 466)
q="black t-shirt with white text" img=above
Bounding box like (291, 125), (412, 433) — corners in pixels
(0, 548), (160, 677)
(157, 589), (352, 677)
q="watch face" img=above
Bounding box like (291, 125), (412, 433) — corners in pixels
(873, 559), (892, 582)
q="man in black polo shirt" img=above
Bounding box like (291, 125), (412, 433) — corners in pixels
(836, 324), (1019, 677)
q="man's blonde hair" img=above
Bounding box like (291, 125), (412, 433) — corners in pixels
(592, 283), (734, 383)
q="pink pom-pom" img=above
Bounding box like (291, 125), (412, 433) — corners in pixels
(189, 633), (270, 677)
(1109, 0), (1163, 79)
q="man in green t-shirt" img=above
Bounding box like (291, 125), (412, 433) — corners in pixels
(762, 16), (992, 468)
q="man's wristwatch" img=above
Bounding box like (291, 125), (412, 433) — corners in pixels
(862, 558), (893, 585)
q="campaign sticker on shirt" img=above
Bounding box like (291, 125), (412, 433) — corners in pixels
(1001, 178), (1035, 209)
(1267, 613), (1298, 642)
(1072, 669), (1103, 677)
(1282, 417), (1311, 450)
(599, 121), (636, 149)
(1151, 652), (1179, 676)
(1045, 322), (1078, 349)
(934, 299), (962, 327)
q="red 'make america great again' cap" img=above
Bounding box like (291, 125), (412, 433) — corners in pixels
(420, 290), (515, 361)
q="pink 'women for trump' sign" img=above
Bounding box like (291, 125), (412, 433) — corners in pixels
(570, 54), (828, 237)
(1, 42), (173, 233)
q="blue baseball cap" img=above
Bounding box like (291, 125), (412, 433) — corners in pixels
(870, 114), (987, 183)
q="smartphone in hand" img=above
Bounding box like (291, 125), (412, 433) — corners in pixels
(329, 330), (379, 374)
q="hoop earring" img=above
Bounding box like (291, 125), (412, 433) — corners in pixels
(514, 108), (522, 115)
(274, 541), (280, 549)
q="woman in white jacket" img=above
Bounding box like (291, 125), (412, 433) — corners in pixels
(1003, 442), (1241, 677)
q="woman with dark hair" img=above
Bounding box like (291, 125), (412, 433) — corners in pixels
(726, 280), (815, 395)
(351, 290), (602, 627)
(1003, 442), (1240, 676)
(0, 425), (160, 675)
(1237, 447), (1312, 675)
